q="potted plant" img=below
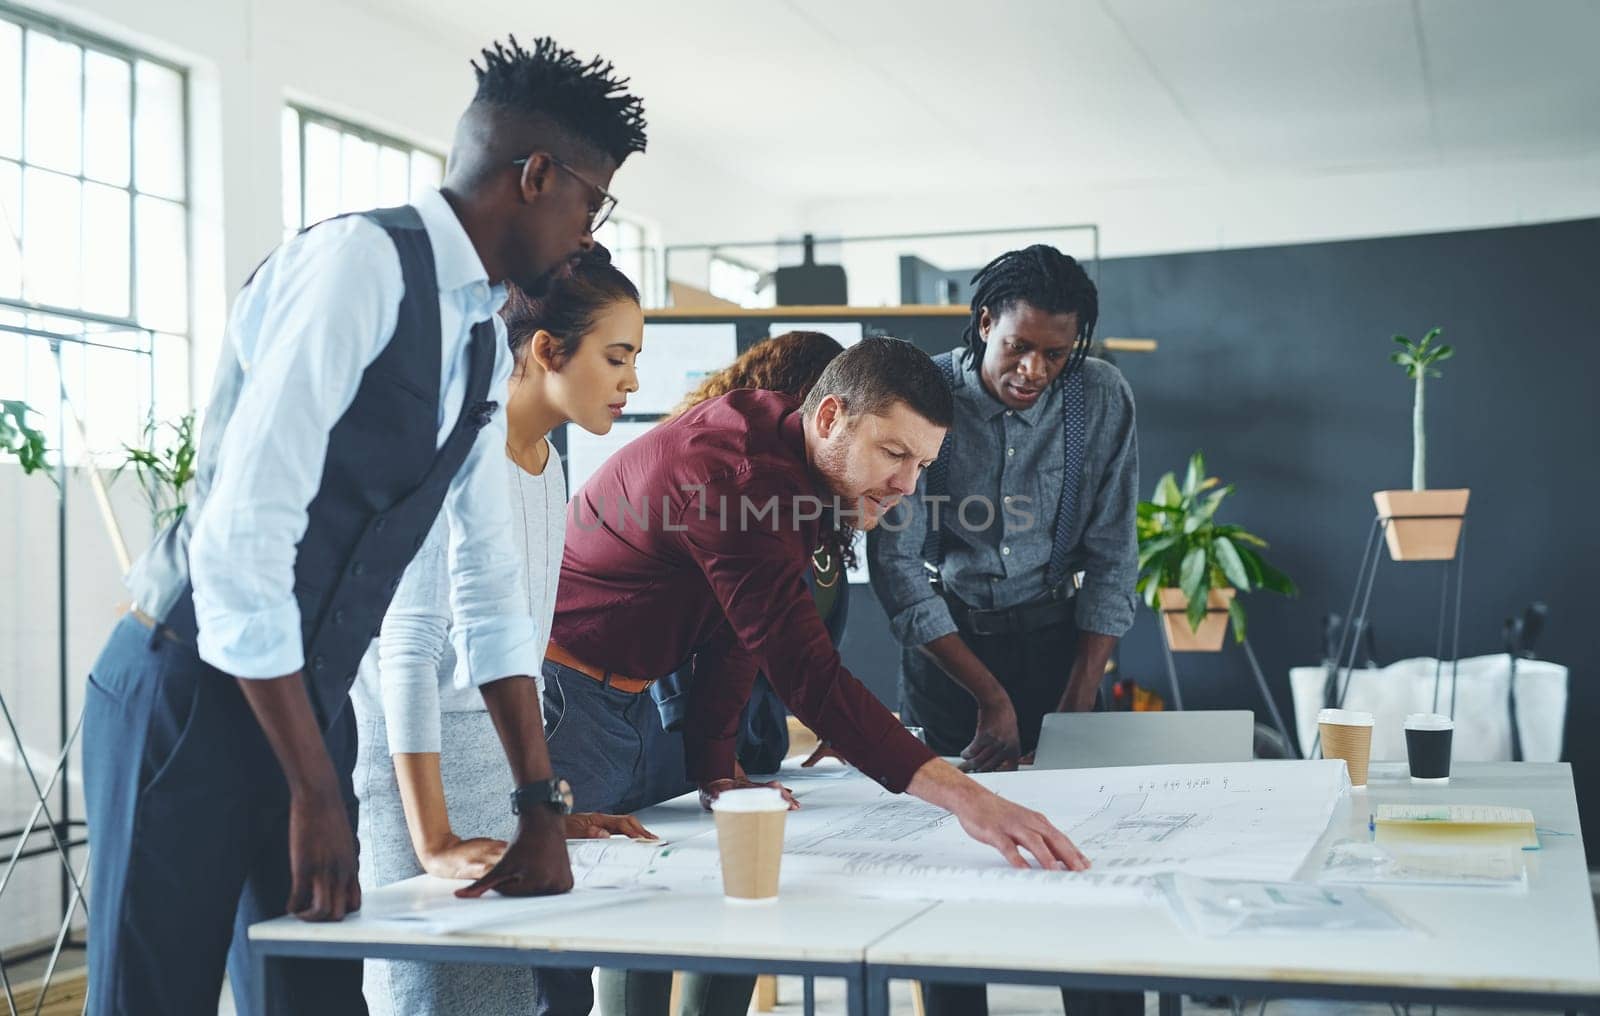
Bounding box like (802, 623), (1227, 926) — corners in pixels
(118, 411), (198, 528)
(1136, 452), (1297, 652)
(1374, 327), (1468, 561)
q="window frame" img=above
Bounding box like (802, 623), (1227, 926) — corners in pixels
(0, 1), (194, 462)
(285, 103), (445, 233)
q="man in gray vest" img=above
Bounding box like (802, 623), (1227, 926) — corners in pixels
(81, 37), (647, 1016)
(868, 245), (1141, 1016)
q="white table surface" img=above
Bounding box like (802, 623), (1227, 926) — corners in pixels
(249, 777), (933, 965)
(864, 762), (1600, 1000)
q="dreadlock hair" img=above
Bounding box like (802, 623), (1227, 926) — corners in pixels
(502, 244), (639, 372)
(962, 244), (1098, 382)
(662, 331), (844, 423)
(470, 35), (648, 166)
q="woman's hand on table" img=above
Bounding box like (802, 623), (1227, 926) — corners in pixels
(420, 832), (508, 881)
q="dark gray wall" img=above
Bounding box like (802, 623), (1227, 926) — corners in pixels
(614, 218), (1598, 856)
(857, 217), (1600, 858)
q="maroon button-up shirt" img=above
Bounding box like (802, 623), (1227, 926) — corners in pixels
(551, 389), (935, 792)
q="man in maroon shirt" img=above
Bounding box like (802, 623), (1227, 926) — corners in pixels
(544, 336), (1089, 865)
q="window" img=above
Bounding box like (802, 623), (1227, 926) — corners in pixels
(281, 111), (660, 303)
(596, 214), (657, 305)
(708, 253), (765, 307)
(0, 8), (191, 464)
(282, 105), (443, 235)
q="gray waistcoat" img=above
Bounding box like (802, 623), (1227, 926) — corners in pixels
(125, 205), (499, 728)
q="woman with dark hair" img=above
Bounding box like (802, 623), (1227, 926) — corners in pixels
(350, 247), (651, 1016)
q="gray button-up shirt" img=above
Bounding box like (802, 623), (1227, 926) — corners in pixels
(867, 352), (1140, 647)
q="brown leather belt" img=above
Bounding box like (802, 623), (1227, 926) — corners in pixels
(544, 642), (655, 695)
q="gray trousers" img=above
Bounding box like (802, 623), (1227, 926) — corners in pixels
(354, 707), (543, 1015)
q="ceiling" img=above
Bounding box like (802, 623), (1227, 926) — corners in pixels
(360, 0), (1600, 203)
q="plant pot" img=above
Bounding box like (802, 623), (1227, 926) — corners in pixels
(1372, 489), (1469, 561)
(1157, 587), (1235, 653)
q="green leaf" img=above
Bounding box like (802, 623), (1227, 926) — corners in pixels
(1216, 525), (1267, 548)
(1184, 486), (1231, 533)
(1186, 570), (1211, 632)
(1254, 557), (1299, 597)
(1138, 533), (1180, 567)
(1, 400), (54, 481)
(1431, 344), (1454, 362)
(1182, 452), (1205, 499)
(1154, 472), (1181, 508)
(1213, 536), (1251, 591)
(1179, 546), (1207, 600)
(1228, 597), (1248, 643)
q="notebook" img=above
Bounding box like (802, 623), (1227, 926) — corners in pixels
(1373, 804), (1538, 850)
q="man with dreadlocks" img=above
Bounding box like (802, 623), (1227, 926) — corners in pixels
(868, 245), (1141, 1016)
(80, 36), (645, 1016)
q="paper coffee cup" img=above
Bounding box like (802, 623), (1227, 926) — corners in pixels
(711, 788), (788, 902)
(1404, 712), (1454, 784)
(1318, 708), (1375, 788)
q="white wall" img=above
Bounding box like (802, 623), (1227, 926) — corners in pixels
(801, 151), (1600, 304)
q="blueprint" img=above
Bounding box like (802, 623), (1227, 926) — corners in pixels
(566, 760), (1349, 905)
(363, 761), (1349, 931)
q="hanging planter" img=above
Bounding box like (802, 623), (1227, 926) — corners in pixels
(1137, 452), (1297, 655)
(1158, 588), (1235, 653)
(1377, 328), (1467, 561)
(1372, 488), (1469, 561)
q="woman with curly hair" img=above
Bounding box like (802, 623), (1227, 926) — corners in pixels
(662, 328), (846, 424)
(596, 331), (852, 1016)
(652, 330), (852, 773)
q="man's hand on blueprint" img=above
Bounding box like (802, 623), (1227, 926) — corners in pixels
(958, 698), (1022, 773)
(699, 777), (801, 812)
(908, 759), (1092, 871)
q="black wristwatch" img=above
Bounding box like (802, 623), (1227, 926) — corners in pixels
(510, 778), (573, 816)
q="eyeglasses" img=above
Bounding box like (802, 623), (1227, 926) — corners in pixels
(512, 153), (618, 233)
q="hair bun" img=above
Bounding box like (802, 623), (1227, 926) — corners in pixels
(582, 243), (614, 267)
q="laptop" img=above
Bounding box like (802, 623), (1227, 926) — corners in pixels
(1032, 710), (1255, 770)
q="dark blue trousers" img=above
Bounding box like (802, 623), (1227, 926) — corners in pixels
(82, 615), (367, 1016)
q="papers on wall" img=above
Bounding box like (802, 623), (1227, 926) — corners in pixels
(563, 421), (654, 497)
(768, 321), (865, 348)
(1158, 873), (1413, 936)
(631, 323), (739, 416)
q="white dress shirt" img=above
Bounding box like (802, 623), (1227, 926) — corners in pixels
(184, 188), (540, 688)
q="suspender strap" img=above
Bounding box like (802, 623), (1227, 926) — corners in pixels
(921, 349), (1087, 589)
